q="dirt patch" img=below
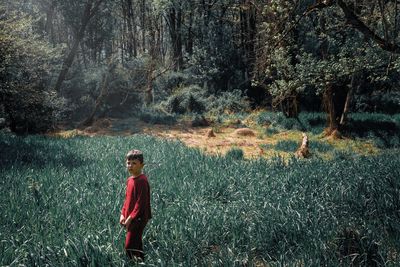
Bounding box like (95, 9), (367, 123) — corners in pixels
(52, 117), (274, 158)
(146, 126), (273, 158)
(51, 117), (380, 159)
(233, 128), (256, 136)
(205, 128), (216, 138)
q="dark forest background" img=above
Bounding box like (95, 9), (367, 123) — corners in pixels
(1, 0), (400, 134)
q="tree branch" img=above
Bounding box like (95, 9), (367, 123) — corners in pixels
(307, 0), (400, 54)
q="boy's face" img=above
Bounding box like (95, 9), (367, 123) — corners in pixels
(126, 159), (144, 175)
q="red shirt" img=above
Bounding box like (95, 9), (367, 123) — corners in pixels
(121, 174), (152, 222)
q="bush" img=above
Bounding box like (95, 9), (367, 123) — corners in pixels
(265, 126), (279, 136)
(353, 90), (400, 114)
(257, 111), (305, 131)
(153, 71), (191, 101)
(191, 114), (209, 127)
(0, 12), (65, 133)
(162, 85), (207, 114)
(138, 108), (177, 125)
(256, 111), (277, 126)
(160, 86), (250, 116)
(225, 147), (244, 160)
(207, 90), (251, 115)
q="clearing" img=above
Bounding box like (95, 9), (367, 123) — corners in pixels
(53, 116), (379, 159)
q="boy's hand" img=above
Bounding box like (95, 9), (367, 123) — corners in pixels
(119, 215), (125, 226)
(124, 216), (132, 229)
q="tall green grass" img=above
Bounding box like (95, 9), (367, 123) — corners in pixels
(257, 112), (400, 149)
(1, 131), (400, 266)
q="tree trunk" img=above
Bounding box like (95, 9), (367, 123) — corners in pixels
(54, 33), (83, 93)
(130, 0), (137, 57)
(80, 42), (88, 68)
(45, 1), (56, 44)
(144, 16), (157, 106)
(144, 62), (154, 106)
(79, 60), (116, 127)
(54, 0), (103, 92)
(340, 74), (355, 126)
(141, 0), (146, 53)
(124, 0), (136, 58)
(187, 5), (193, 56)
(323, 83), (339, 136)
(159, 16), (166, 63)
(167, 6), (183, 70)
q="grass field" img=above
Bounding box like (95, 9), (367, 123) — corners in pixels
(1, 114), (400, 266)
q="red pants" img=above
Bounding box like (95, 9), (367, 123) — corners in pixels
(125, 220), (147, 261)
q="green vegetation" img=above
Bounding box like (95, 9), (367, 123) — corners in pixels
(1, 128), (399, 266)
(225, 147), (244, 160)
(138, 108), (177, 125)
(3, 1), (399, 135)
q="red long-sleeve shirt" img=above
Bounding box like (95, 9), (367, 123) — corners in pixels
(121, 174), (152, 222)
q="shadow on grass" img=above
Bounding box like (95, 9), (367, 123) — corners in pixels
(344, 119), (400, 148)
(0, 133), (86, 169)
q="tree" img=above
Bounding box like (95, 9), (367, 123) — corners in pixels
(305, 0), (400, 135)
(0, 3), (64, 133)
(254, 0), (400, 135)
(54, 0), (105, 93)
(253, 0), (304, 117)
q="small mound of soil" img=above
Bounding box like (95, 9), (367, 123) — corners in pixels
(206, 128), (216, 137)
(323, 128), (342, 139)
(324, 129), (342, 140)
(234, 128), (255, 136)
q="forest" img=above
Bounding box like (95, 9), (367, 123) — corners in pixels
(1, 0), (400, 134)
(1, 0), (400, 266)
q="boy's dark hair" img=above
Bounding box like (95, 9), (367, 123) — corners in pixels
(126, 149), (144, 163)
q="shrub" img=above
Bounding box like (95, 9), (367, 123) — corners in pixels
(154, 71), (190, 94)
(256, 111), (277, 126)
(183, 93), (206, 113)
(225, 147), (244, 160)
(0, 12), (65, 133)
(353, 90), (400, 114)
(207, 90), (250, 115)
(191, 114), (209, 127)
(257, 111), (304, 131)
(162, 85), (207, 114)
(265, 126), (279, 136)
(160, 87), (250, 116)
(280, 117), (304, 131)
(138, 108), (177, 125)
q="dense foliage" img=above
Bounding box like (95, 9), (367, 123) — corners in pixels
(1, 1), (399, 133)
(1, 131), (399, 266)
(0, 4), (64, 133)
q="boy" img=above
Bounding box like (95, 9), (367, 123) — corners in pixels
(120, 149), (152, 261)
